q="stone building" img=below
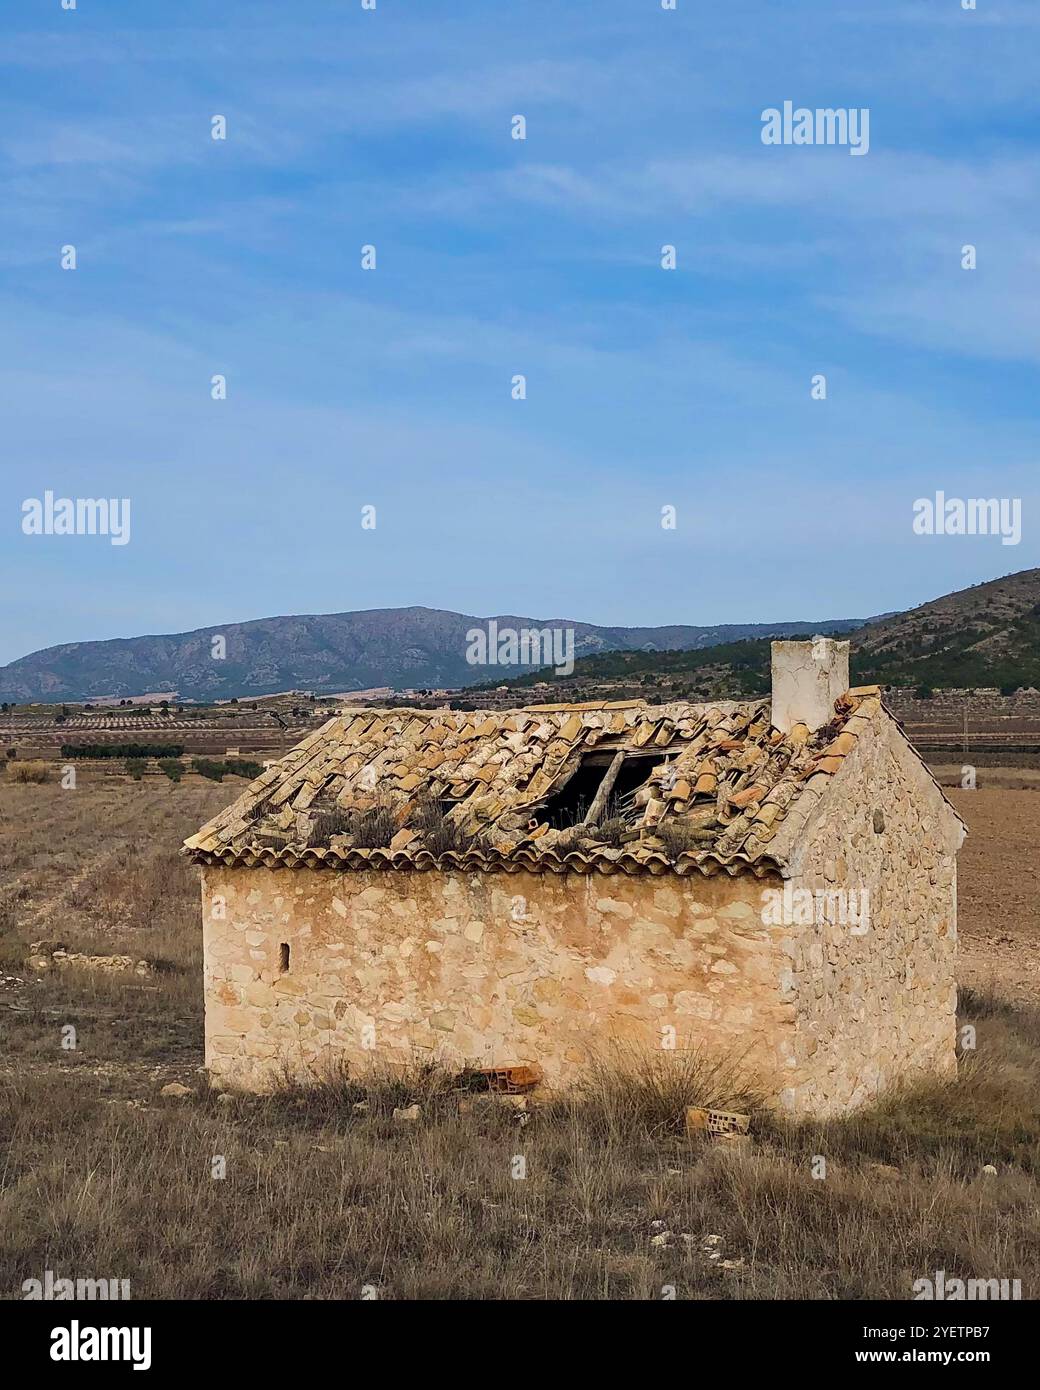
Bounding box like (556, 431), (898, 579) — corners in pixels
(184, 639), (966, 1115)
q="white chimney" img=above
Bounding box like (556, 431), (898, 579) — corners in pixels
(770, 637), (850, 734)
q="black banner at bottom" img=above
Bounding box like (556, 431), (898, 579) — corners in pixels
(3, 1298), (1031, 1374)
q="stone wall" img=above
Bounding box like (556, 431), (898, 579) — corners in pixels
(777, 718), (962, 1116)
(201, 864), (794, 1094)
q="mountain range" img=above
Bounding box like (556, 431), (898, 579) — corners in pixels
(5, 568), (1036, 705)
(0, 607), (866, 704)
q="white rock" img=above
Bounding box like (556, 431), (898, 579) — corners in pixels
(584, 965), (617, 986)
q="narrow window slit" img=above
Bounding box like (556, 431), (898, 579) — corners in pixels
(278, 942), (290, 974)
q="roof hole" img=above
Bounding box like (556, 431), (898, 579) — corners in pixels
(540, 753), (652, 829)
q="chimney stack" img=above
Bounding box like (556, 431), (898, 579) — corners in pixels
(770, 637), (850, 734)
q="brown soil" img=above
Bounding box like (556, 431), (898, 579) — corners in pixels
(949, 786), (1040, 1006)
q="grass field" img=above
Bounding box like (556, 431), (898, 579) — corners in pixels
(1, 774), (1038, 1300)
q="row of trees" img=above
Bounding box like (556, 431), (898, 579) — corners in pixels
(61, 744), (185, 759)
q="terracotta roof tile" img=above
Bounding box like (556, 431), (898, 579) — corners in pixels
(183, 690), (889, 877)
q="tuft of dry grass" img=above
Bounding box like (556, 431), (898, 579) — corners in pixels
(559, 1041), (764, 1141)
(307, 799), (397, 849)
(411, 794), (476, 855)
(656, 818), (714, 857)
(6, 760), (52, 784)
(301, 794), (485, 855)
(592, 816), (629, 848)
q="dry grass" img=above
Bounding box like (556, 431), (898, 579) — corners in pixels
(306, 799), (397, 849)
(411, 793), (480, 855)
(304, 793), (485, 855)
(566, 1040), (764, 1140)
(1, 780), (1038, 1300)
(656, 818), (714, 857)
(2, 992), (1038, 1301)
(5, 761), (52, 784)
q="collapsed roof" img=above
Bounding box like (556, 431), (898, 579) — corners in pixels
(184, 686), (906, 878)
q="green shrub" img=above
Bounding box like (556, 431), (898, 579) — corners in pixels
(188, 757), (263, 783)
(225, 760), (263, 780)
(158, 759), (184, 783)
(192, 758), (226, 782)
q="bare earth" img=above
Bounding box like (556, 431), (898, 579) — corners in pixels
(949, 786), (1040, 1007)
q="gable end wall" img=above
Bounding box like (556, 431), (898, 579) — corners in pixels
(779, 713), (959, 1116)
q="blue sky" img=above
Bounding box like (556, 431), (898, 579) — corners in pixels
(1, 0), (1038, 665)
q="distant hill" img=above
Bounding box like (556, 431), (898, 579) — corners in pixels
(487, 569), (1040, 700)
(849, 568), (1040, 691)
(0, 607), (866, 704)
